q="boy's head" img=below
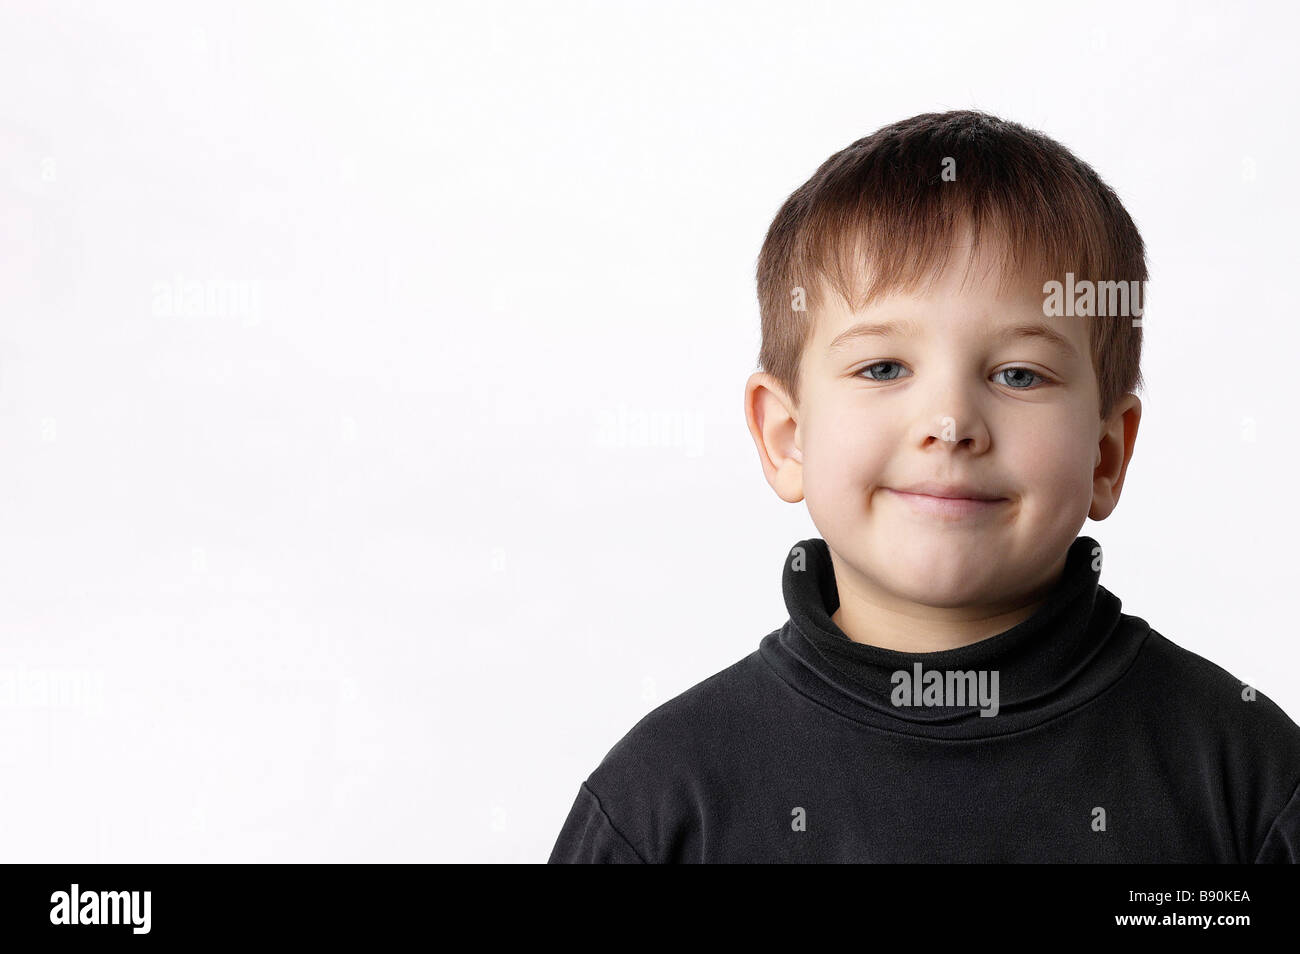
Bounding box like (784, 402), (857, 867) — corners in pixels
(745, 110), (1144, 617)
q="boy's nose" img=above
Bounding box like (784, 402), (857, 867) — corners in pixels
(916, 406), (991, 454)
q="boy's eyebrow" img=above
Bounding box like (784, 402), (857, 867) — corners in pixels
(827, 318), (1079, 359)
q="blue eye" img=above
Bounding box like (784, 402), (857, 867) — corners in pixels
(995, 367), (1045, 389)
(855, 362), (1048, 389)
(857, 361), (909, 381)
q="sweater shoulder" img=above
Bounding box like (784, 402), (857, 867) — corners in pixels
(1134, 623), (1300, 738)
(575, 643), (780, 862)
(1143, 628), (1300, 862)
(1127, 623), (1300, 831)
(591, 644), (776, 774)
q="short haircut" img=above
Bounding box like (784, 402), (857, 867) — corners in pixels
(755, 110), (1146, 420)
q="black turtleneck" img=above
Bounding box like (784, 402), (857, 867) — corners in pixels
(549, 536), (1300, 863)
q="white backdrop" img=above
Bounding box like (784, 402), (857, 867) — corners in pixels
(1, 1), (1296, 863)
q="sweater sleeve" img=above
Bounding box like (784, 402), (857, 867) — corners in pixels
(1254, 776), (1300, 863)
(548, 782), (648, 864)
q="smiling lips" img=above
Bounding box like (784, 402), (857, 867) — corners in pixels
(884, 482), (1008, 519)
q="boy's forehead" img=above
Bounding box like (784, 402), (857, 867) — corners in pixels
(813, 269), (1049, 334)
(806, 269), (1092, 368)
(811, 221), (1055, 327)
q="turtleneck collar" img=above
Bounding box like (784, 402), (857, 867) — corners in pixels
(759, 535), (1151, 739)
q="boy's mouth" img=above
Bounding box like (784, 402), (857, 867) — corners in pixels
(883, 483), (1009, 519)
(891, 481), (1005, 501)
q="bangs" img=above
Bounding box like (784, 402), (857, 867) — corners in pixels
(757, 111), (1147, 417)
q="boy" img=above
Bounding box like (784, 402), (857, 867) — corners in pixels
(548, 110), (1300, 863)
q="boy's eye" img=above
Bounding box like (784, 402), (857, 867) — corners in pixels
(993, 367), (1045, 389)
(855, 362), (1047, 389)
(857, 361), (909, 382)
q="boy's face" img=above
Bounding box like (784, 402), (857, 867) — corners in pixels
(747, 239), (1141, 613)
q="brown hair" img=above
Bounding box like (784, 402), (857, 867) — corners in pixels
(755, 110), (1146, 420)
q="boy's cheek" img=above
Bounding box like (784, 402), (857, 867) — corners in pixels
(802, 442), (891, 498)
(1018, 455), (1097, 516)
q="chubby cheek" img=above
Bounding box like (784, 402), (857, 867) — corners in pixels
(1009, 413), (1098, 534)
(800, 403), (895, 519)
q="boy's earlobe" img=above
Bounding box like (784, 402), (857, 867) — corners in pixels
(745, 372), (805, 503)
(1088, 394), (1142, 521)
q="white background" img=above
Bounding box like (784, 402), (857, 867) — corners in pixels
(1, 1), (1296, 863)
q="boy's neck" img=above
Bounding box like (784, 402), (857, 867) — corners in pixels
(827, 548), (1070, 654)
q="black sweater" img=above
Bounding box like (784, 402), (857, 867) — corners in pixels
(549, 536), (1300, 863)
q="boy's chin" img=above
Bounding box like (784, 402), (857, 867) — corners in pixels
(842, 534), (1020, 605)
(882, 570), (1009, 610)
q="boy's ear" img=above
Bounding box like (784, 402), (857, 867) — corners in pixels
(1089, 394), (1142, 521)
(745, 372), (804, 503)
